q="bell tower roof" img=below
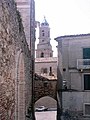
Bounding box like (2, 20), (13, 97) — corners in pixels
(41, 16), (49, 26)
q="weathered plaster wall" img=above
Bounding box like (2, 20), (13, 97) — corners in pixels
(56, 35), (90, 119)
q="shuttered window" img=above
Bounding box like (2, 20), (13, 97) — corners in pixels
(84, 74), (90, 90)
(83, 48), (90, 59)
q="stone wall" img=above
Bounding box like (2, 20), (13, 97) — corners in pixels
(34, 74), (57, 102)
(0, 0), (32, 119)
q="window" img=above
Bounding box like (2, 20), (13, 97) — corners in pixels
(41, 68), (47, 74)
(42, 30), (45, 36)
(83, 48), (90, 65)
(50, 53), (52, 57)
(43, 68), (47, 74)
(83, 48), (90, 59)
(84, 74), (90, 90)
(42, 33), (45, 36)
(83, 103), (90, 116)
(41, 52), (44, 57)
(42, 40), (44, 42)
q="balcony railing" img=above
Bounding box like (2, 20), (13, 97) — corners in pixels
(77, 59), (90, 69)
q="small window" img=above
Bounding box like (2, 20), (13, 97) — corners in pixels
(41, 52), (44, 57)
(83, 48), (90, 59)
(44, 68), (47, 74)
(41, 68), (47, 74)
(83, 103), (90, 116)
(84, 74), (90, 90)
(42, 33), (45, 36)
(42, 30), (45, 36)
(83, 48), (90, 65)
(42, 40), (44, 42)
(50, 53), (52, 57)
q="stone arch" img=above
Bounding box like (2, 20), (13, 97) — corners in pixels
(15, 49), (26, 120)
(34, 73), (57, 103)
(35, 96), (57, 108)
(34, 80), (57, 103)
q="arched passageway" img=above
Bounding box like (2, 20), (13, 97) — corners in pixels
(34, 73), (57, 102)
(35, 96), (57, 108)
(35, 96), (57, 120)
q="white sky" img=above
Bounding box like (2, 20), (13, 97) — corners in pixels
(35, 0), (90, 57)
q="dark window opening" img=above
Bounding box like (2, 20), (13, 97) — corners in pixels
(43, 68), (47, 73)
(41, 68), (47, 74)
(83, 48), (90, 59)
(41, 52), (44, 57)
(84, 74), (90, 90)
(42, 40), (44, 42)
(50, 53), (52, 57)
(42, 33), (45, 36)
(63, 68), (66, 71)
(83, 48), (90, 65)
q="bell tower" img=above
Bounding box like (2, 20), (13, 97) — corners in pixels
(36, 17), (53, 58)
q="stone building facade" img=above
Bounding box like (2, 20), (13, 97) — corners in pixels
(0, 0), (35, 120)
(55, 34), (90, 119)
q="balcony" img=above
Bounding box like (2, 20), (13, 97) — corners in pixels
(77, 59), (90, 69)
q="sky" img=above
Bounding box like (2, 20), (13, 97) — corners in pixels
(35, 0), (90, 57)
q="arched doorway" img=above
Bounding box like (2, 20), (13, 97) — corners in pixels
(35, 96), (57, 120)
